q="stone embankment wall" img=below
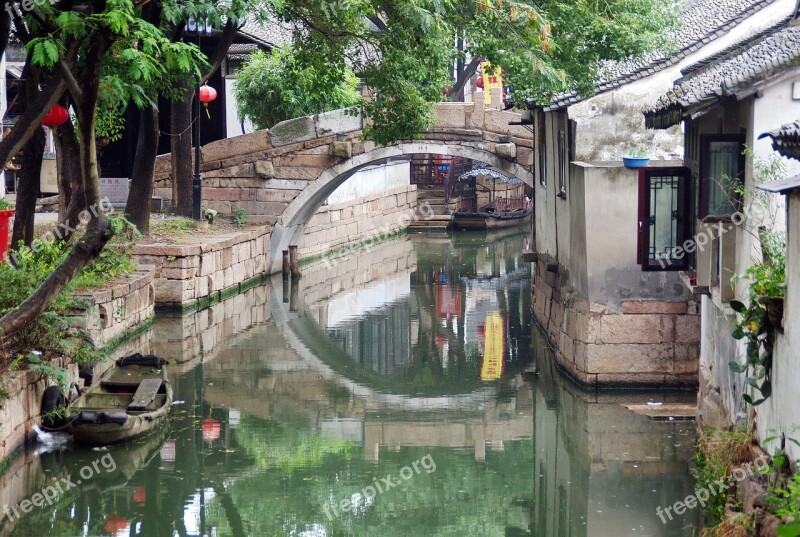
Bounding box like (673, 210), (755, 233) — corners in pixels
(68, 268), (155, 348)
(532, 261), (700, 387)
(131, 226), (271, 310)
(299, 184), (417, 260)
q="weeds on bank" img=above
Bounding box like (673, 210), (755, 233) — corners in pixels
(693, 428), (753, 528)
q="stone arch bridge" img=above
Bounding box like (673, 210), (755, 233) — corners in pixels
(153, 96), (533, 273)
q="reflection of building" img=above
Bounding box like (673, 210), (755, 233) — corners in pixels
(529, 327), (698, 537)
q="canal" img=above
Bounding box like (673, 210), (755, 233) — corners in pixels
(1, 228), (699, 536)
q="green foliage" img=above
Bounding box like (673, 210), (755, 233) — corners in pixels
(257, 0), (678, 145)
(234, 207), (247, 227)
(767, 474), (800, 536)
(0, 227), (134, 359)
(236, 46), (361, 130)
(692, 428), (752, 526)
(0, 197), (13, 210)
(26, 352), (71, 391)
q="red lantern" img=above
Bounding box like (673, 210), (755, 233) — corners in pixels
(202, 418), (221, 442)
(103, 515), (128, 534)
(41, 104), (69, 128)
(198, 84), (217, 119)
(133, 486), (146, 506)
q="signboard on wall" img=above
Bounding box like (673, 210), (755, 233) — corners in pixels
(480, 61), (503, 105)
(100, 177), (130, 207)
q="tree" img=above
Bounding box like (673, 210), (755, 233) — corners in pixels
(235, 46), (361, 130)
(238, 0), (677, 145)
(0, 0), (202, 341)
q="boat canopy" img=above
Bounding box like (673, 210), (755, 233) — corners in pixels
(457, 167), (524, 184)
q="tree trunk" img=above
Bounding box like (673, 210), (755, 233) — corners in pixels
(0, 218), (113, 339)
(447, 57), (480, 101)
(126, 106), (159, 234)
(55, 116), (81, 222)
(171, 83), (194, 217)
(0, 31), (110, 343)
(11, 126), (44, 248)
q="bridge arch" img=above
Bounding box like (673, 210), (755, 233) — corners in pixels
(268, 141), (533, 272)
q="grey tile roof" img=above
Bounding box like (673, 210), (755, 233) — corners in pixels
(239, 14), (294, 48)
(645, 21), (800, 129)
(756, 174), (800, 193)
(759, 120), (800, 160)
(544, 0), (778, 111)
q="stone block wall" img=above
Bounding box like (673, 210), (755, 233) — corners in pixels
(532, 260), (699, 388)
(131, 226), (270, 309)
(299, 185), (418, 260)
(0, 363), (80, 465)
(68, 268), (155, 348)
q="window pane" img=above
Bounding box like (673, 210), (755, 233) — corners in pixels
(706, 141), (740, 216)
(649, 174), (680, 263)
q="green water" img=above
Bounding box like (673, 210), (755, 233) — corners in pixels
(1, 229), (699, 537)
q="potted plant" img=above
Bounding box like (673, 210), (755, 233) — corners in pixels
(0, 197), (15, 263)
(623, 148), (651, 169)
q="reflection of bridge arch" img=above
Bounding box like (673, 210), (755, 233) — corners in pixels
(268, 142), (532, 272)
(268, 275), (501, 412)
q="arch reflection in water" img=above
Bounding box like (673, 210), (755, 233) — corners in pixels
(2, 229), (697, 537)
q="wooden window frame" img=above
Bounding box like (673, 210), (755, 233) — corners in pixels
(699, 133), (745, 221)
(637, 167), (692, 271)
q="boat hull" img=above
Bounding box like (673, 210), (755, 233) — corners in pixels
(453, 209), (532, 230)
(66, 355), (173, 446)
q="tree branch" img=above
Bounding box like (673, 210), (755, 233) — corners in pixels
(0, 72), (66, 169)
(447, 56), (480, 100)
(57, 58), (83, 105)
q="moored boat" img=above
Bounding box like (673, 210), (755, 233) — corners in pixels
(63, 354), (172, 445)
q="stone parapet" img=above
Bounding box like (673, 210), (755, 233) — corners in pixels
(532, 260), (699, 388)
(131, 226), (271, 309)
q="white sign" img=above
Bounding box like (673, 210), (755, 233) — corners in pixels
(100, 177), (129, 207)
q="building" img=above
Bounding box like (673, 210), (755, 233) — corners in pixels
(644, 10), (800, 444)
(529, 0), (796, 387)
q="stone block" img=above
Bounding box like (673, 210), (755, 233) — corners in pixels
(675, 315), (700, 343)
(315, 108), (362, 136)
(586, 343), (673, 374)
(435, 104), (467, 129)
(204, 163), (255, 179)
(201, 130), (271, 162)
(495, 142), (517, 160)
(204, 187), (253, 201)
(269, 115), (316, 146)
(332, 141), (353, 158)
(160, 266), (197, 280)
(600, 314), (667, 344)
(621, 300), (688, 315)
(254, 160), (274, 179)
(272, 166), (320, 180)
(154, 279), (185, 303)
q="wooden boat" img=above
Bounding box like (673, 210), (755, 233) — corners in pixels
(453, 203), (532, 230)
(65, 354), (172, 445)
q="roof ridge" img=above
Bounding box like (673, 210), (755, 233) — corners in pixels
(678, 15), (793, 79)
(543, 0), (779, 111)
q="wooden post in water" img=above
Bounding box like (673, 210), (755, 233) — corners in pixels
(282, 276), (290, 303)
(289, 245), (301, 279)
(289, 277), (300, 312)
(282, 250), (290, 278)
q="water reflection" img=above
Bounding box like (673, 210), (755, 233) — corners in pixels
(1, 228), (698, 537)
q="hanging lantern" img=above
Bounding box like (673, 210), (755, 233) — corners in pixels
(41, 104), (69, 128)
(202, 418), (221, 442)
(198, 84), (217, 119)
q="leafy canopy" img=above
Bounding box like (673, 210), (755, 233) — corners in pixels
(235, 46), (361, 130)
(237, 0), (678, 144)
